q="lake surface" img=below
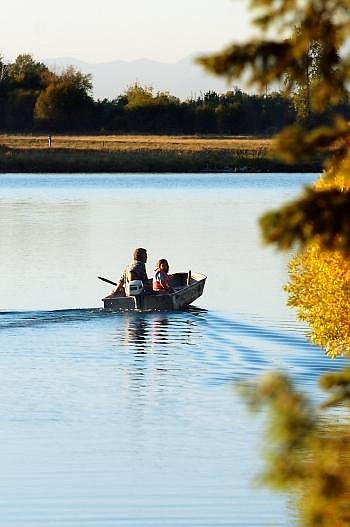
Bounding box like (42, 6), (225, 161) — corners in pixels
(0, 173), (345, 526)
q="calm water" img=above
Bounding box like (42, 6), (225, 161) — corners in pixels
(0, 173), (346, 526)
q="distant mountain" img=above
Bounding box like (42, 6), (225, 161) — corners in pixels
(43, 55), (237, 101)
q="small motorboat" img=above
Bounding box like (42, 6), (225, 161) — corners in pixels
(101, 271), (206, 312)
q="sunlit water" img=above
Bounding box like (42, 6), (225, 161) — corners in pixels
(0, 173), (347, 526)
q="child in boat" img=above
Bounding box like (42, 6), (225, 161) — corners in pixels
(153, 259), (174, 294)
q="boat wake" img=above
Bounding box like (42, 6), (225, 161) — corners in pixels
(0, 308), (105, 329)
(1, 307), (347, 395)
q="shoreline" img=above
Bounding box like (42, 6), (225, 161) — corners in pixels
(0, 150), (322, 173)
(0, 135), (322, 173)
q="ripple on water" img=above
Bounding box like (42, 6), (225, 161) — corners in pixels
(0, 308), (347, 526)
(0, 307), (346, 388)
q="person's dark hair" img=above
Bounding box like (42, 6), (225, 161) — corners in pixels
(133, 248), (147, 261)
(156, 258), (169, 269)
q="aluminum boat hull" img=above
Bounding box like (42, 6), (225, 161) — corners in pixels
(102, 272), (206, 312)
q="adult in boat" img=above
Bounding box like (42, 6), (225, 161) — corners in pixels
(109, 247), (150, 297)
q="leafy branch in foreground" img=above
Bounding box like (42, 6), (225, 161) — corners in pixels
(199, 0), (350, 249)
(244, 372), (350, 527)
(285, 241), (350, 357)
(260, 187), (350, 251)
(199, 0), (349, 109)
(201, 0), (350, 524)
(281, 169), (350, 359)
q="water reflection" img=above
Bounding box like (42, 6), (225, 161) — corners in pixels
(117, 312), (203, 352)
(120, 315), (150, 352)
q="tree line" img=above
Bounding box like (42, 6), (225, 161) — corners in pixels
(1, 53), (349, 135)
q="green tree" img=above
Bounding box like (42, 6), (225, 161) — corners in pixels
(0, 54), (52, 131)
(0, 55), (9, 129)
(194, 105), (216, 133)
(34, 67), (94, 130)
(4, 89), (38, 130)
(8, 53), (51, 90)
(0, 54), (7, 85)
(125, 82), (154, 108)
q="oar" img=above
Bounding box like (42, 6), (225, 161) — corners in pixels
(98, 276), (118, 286)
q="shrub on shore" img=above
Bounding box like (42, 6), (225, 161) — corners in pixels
(0, 145), (321, 173)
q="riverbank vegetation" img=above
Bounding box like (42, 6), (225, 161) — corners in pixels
(0, 134), (321, 173)
(202, 0), (350, 524)
(0, 52), (347, 172)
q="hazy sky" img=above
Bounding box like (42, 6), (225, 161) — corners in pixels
(2, 0), (253, 63)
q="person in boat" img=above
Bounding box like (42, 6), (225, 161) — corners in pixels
(153, 259), (174, 294)
(110, 247), (150, 297)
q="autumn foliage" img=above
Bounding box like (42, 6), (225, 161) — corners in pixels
(201, 0), (350, 524)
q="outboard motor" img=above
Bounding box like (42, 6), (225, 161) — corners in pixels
(126, 280), (144, 296)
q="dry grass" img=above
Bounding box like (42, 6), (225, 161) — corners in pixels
(0, 134), (274, 154)
(0, 134), (320, 172)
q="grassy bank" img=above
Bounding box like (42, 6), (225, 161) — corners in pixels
(0, 134), (322, 172)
